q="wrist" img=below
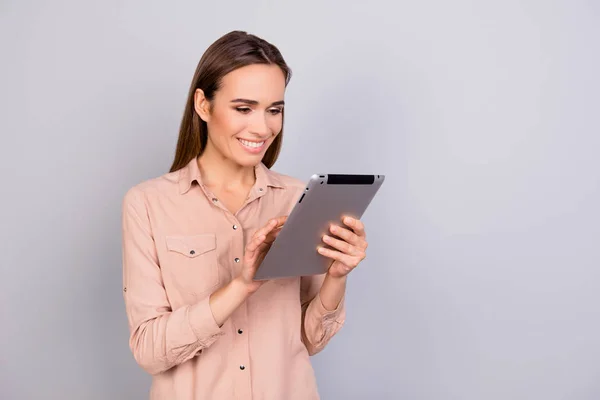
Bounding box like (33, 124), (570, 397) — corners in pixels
(320, 273), (347, 312)
(232, 277), (255, 297)
(325, 271), (349, 283)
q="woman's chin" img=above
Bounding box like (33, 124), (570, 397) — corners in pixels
(231, 147), (270, 167)
(230, 154), (264, 168)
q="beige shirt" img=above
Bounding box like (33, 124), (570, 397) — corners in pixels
(121, 157), (345, 399)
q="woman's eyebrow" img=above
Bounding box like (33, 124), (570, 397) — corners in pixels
(230, 98), (285, 106)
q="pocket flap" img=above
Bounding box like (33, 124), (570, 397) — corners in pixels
(165, 234), (216, 258)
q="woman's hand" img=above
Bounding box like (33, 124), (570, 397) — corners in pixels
(237, 216), (287, 294)
(318, 216), (368, 279)
(209, 216), (287, 327)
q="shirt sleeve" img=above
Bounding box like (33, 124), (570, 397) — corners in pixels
(300, 273), (346, 356)
(121, 187), (224, 375)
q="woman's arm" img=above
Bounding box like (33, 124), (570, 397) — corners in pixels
(300, 274), (346, 356)
(122, 188), (225, 375)
(209, 217), (286, 326)
(122, 188), (284, 374)
(318, 273), (347, 311)
(300, 216), (369, 355)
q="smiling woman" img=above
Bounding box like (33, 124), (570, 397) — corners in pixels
(192, 63), (286, 165)
(121, 30), (370, 400)
(169, 32), (291, 173)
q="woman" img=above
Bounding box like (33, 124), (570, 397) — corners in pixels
(122, 30), (369, 399)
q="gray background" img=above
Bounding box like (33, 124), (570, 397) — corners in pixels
(1, 0), (599, 399)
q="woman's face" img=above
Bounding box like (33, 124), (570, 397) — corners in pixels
(196, 64), (286, 168)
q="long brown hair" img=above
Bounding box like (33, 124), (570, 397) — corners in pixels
(169, 31), (292, 173)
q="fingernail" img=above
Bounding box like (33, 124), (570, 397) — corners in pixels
(323, 235), (330, 242)
(345, 217), (354, 224)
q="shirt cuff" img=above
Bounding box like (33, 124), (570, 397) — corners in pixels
(187, 295), (224, 346)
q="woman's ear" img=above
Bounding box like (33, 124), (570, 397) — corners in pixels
(194, 89), (211, 122)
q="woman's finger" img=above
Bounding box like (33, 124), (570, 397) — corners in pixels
(317, 246), (365, 267)
(322, 235), (364, 256)
(254, 216), (287, 241)
(254, 220), (277, 240)
(257, 228), (286, 253)
(342, 216), (366, 238)
(329, 224), (367, 250)
(263, 224), (285, 244)
(245, 234), (267, 259)
(258, 216), (287, 245)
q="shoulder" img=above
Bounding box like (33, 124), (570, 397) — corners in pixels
(265, 168), (305, 193)
(276, 172), (305, 190)
(122, 169), (181, 209)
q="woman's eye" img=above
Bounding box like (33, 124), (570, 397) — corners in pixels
(268, 108), (283, 115)
(236, 107), (252, 114)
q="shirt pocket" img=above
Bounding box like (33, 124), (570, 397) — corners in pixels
(165, 233), (219, 297)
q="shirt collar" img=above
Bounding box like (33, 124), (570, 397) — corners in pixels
(178, 157), (285, 195)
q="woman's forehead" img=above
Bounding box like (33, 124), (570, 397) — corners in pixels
(218, 64), (286, 102)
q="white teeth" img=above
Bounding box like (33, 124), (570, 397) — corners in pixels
(239, 139), (265, 148)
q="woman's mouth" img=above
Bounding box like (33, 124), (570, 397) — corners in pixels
(238, 138), (266, 154)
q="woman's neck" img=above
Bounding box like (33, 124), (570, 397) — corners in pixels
(197, 149), (256, 192)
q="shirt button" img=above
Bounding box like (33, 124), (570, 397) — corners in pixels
(240, 365), (245, 370)
(258, 188), (263, 192)
(238, 329), (243, 334)
(232, 224), (238, 230)
(234, 257), (240, 263)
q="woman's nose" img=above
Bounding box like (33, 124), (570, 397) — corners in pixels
(249, 112), (270, 137)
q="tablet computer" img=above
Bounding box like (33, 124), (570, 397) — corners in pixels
(254, 173), (385, 281)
